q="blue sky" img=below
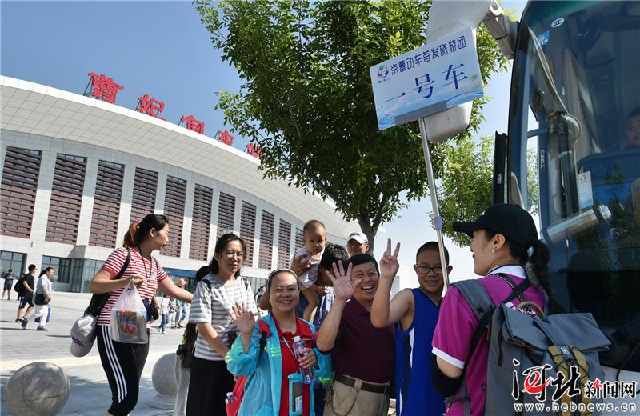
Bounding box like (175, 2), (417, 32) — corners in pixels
(2, 0), (526, 286)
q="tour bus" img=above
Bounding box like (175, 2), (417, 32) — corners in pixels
(427, 0), (639, 411)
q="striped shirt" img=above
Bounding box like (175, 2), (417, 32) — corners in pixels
(97, 247), (168, 326)
(190, 274), (256, 361)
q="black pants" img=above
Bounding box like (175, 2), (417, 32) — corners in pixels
(186, 357), (234, 416)
(97, 325), (150, 416)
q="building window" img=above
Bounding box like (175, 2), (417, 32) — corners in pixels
(258, 211), (274, 269)
(162, 175), (187, 258)
(130, 167), (158, 224)
(46, 153), (87, 244)
(0, 146), (42, 238)
(239, 202), (257, 267)
(0, 250), (26, 276)
(41, 255), (68, 283)
(277, 220), (292, 269)
(90, 161), (124, 248)
(190, 184), (213, 261)
(217, 192), (235, 237)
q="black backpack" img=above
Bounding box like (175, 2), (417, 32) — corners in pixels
(14, 274), (28, 295)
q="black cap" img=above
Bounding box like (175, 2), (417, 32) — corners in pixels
(452, 204), (538, 247)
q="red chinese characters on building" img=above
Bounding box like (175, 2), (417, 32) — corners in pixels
(136, 94), (165, 118)
(217, 129), (234, 146)
(246, 143), (262, 159)
(87, 73), (123, 104)
(180, 115), (205, 134)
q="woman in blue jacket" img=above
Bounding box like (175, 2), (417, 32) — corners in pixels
(227, 269), (332, 416)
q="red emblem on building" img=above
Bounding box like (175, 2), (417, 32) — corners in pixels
(136, 94), (165, 118)
(217, 129), (234, 146)
(86, 73), (123, 104)
(180, 115), (205, 134)
(246, 143), (262, 158)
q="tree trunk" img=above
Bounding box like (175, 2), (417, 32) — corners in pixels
(357, 216), (377, 254)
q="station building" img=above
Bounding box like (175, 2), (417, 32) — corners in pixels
(0, 76), (357, 292)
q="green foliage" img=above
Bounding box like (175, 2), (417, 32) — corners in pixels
(527, 147), (540, 214)
(195, 0), (507, 248)
(440, 136), (494, 246)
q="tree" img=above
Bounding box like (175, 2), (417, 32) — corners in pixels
(440, 135), (494, 246)
(195, 0), (507, 251)
(440, 136), (541, 246)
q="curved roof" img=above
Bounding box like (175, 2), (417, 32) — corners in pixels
(0, 75), (358, 236)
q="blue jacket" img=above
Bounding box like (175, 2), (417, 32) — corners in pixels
(226, 314), (333, 416)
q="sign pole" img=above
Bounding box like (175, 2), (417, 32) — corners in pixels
(418, 116), (450, 290)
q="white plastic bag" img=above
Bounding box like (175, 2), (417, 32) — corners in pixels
(110, 283), (148, 344)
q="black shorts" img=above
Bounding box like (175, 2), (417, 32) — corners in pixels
(19, 296), (34, 308)
(3, 280), (13, 290)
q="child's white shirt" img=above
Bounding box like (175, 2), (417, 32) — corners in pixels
(294, 247), (324, 288)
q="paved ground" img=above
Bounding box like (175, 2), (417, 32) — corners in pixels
(0, 292), (184, 415)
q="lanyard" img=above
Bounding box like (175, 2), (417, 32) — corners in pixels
(138, 248), (153, 281)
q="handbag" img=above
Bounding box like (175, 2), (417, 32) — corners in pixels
(34, 293), (51, 305)
(34, 276), (51, 305)
(70, 248), (131, 357)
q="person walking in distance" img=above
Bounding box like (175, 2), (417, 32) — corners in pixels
(2, 269), (16, 300)
(174, 278), (189, 328)
(21, 267), (54, 331)
(16, 264), (36, 323)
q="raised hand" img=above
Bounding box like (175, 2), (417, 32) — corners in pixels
(379, 238), (400, 280)
(231, 303), (255, 335)
(330, 261), (355, 302)
(291, 254), (312, 276)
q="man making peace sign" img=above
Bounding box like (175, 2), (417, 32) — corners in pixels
(316, 239), (400, 416)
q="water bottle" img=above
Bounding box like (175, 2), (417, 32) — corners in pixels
(292, 336), (314, 384)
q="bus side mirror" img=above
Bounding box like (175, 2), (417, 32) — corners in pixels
(493, 131), (508, 204)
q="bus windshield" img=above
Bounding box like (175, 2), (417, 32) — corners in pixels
(508, 1), (640, 370)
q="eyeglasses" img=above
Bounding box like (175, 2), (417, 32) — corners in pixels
(224, 250), (244, 258)
(416, 265), (443, 274)
(271, 285), (299, 294)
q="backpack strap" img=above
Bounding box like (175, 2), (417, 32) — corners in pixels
(85, 248), (131, 317)
(461, 276), (531, 362)
(447, 276), (531, 400)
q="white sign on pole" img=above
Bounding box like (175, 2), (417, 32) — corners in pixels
(370, 27), (484, 130)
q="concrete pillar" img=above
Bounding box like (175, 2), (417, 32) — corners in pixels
(115, 162), (136, 247)
(0, 142), (7, 188)
(26, 149), (57, 267)
(180, 180), (194, 259)
(154, 172), (167, 215)
(75, 157), (98, 246)
(207, 189), (220, 260)
(251, 203), (260, 269)
(271, 213), (281, 269)
(233, 194), (241, 235)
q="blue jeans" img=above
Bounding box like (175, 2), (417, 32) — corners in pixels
(160, 313), (169, 332)
(175, 303), (188, 325)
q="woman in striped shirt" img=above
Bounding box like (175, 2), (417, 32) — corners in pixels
(89, 214), (192, 416)
(186, 233), (257, 416)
